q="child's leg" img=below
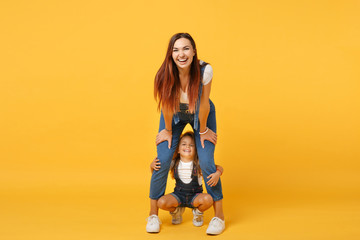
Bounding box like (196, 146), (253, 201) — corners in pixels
(157, 194), (179, 212)
(192, 193), (213, 212)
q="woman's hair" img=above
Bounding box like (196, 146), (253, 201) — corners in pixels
(154, 33), (201, 114)
(170, 131), (202, 179)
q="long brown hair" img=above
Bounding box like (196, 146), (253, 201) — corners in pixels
(170, 131), (202, 179)
(154, 33), (201, 113)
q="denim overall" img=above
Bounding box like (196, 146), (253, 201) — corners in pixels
(150, 62), (223, 202)
(170, 164), (203, 208)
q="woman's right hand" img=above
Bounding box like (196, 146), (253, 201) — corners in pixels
(156, 129), (172, 149)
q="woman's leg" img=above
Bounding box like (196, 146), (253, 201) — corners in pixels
(194, 100), (225, 220)
(149, 113), (186, 215)
(213, 199), (224, 220)
(192, 193), (213, 212)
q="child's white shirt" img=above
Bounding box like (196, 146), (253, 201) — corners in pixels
(178, 160), (203, 186)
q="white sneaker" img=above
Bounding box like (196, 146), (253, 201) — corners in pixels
(192, 208), (204, 227)
(170, 207), (185, 224)
(206, 217), (225, 235)
(146, 215), (161, 233)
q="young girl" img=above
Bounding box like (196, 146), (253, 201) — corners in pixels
(150, 131), (223, 228)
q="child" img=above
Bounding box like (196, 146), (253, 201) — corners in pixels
(150, 131), (223, 227)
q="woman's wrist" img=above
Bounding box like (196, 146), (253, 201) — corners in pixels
(165, 128), (172, 132)
(199, 127), (209, 135)
(216, 167), (223, 176)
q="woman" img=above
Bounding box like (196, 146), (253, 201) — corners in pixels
(146, 33), (225, 235)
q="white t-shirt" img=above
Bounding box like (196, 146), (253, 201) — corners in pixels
(180, 61), (213, 104)
(178, 160), (203, 186)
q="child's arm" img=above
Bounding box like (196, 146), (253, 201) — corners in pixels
(206, 164), (223, 187)
(216, 165), (223, 175)
(150, 158), (161, 173)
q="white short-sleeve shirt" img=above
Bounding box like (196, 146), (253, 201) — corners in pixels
(178, 160), (203, 186)
(180, 60), (213, 104)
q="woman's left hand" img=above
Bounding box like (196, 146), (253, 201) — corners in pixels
(200, 128), (217, 148)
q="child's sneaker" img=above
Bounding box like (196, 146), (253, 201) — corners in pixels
(206, 217), (225, 235)
(170, 207), (185, 224)
(192, 208), (204, 227)
(146, 215), (161, 233)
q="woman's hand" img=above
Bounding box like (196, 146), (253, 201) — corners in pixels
(156, 129), (172, 149)
(150, 158), (161, 172)
(199, 128), (217, 148)
(206, 170), (221, 187)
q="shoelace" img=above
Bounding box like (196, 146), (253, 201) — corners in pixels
(147, 215), (161, 225)
(209, 217), (223, 228)
(194, 209), (203, 221)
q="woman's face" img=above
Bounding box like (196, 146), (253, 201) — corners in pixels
(178, 136), (196, 161)
(172, 38), (196, 70)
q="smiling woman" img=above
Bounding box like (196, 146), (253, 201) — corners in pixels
(147, 33), (225, 235)
(172, 38), (195, 69)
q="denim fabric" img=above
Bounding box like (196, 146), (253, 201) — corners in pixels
(170, 192), (202, 208)
(149, 99), (223, 201)
(173, 162), (203, 194)
(178, 103), (194, 122)
(170, 165), (203, 208)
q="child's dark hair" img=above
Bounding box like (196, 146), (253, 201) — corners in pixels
(170, 131), (202, 179)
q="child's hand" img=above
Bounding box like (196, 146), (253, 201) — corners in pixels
(206, 171), (221, 187)
(150, 158), (161, 172)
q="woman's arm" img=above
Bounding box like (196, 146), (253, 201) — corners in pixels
(162, 107), (174, 132)
(199, 82), (211, 132)
(198, 81), (217, 148)
(155, 107), (173, 149)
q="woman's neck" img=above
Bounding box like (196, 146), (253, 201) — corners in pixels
(178, 66), (191, 77)
(178, 67), (191, 91)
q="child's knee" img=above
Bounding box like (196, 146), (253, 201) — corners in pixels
(157, 197), (167, 209)
(157, 196), (174, 209)
(203, 194), (214, 205)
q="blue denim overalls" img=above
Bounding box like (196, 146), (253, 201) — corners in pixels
(170, 164), (203, 208)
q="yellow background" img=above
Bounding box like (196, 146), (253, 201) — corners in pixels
(1, 0), (359, 239)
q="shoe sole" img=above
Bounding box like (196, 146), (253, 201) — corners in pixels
(193, 222), (203, 227)
(206, 229), (224, 235)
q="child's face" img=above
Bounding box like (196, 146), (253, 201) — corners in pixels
(178, 136), (196, 160)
